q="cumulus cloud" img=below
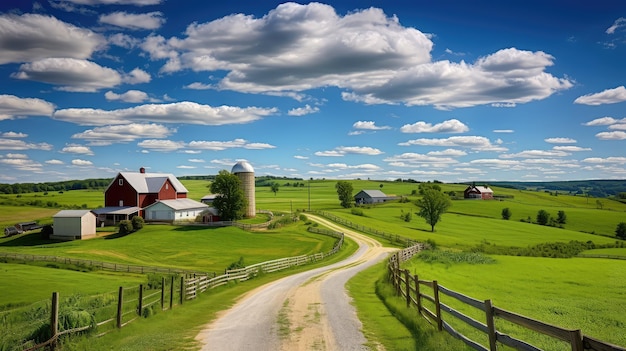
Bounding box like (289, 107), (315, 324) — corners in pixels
(137, 139), (185, 152)
(544, 137), (576, 144)
(46, 159), (64, 165)
(12, 58), (122, 92)
(0, 95), (55, 120)
(400, 119), (469, 133)
(71, 159), (93, 166)
(399, 136), (507, 152)
(500, 150), (570, 158)
(105, 90), (150, 103)
(493, 129), (514, 133)
(427, 149), (467, 156)
(1, 131), (28, 138)
(315, 146), (383, 157)
(288, 104), (319, 116)
(574, 86), (626, 105)
(141, 3), (571, 109)
(352, 121), (392, 130)
(0, 13), (105, 65)
(188, 139), (275, 151)
(108, 33), (140, 48)
(0, 138), (53, 151)
(383, 152), (458, 167)
(553, 146), (591, 152)
(596, 131), (626, 140)
(123, 68), (151, 84)
(72, 123), (174, 145)
(582, 156), (626, 164)
(54, 101), (278, 126)
(99, 11), (165, 30)
(0, 154), (43, 171)
(61, 144), (94, 155)
(583, 117), (619, 126)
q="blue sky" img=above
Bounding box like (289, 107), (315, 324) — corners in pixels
(1, 0), (626, 183)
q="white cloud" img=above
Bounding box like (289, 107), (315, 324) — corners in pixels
(72, 123), (174, 145)
(288, 105), (319, 116)
(71, 159), (93, 166)
(0, 155), (43, 171)
(491, 103), (516, 108)
(400, 119), (469, 133)
(501, 150), (570, 158)
(469, 159), (521, 167)
(0, 138), (53, 151)
(493, 129), (514, 133)
(544, 137), (576, 144)
(609, 124), (626, 130)
(0, 95), (55, 120)
(188, 139), (275, 151)
(384, 152), (458, 166)
(13, 58), (122, 92)
(176, 165), (196, 169)
(54, 101), (278, 126)
(553, 146), (591, 152)
(184, 82), (212, 90)
(574, 86), (626, 105)
(427, 149), (467, 156)
(108, 33), (140, 48)
(0, 13), (105, 65)
(294, 155), (309, 160)
(137, 139), (185, 152)
(596, 131), (626, 140)
(582, 157), (626, 164)
(105, 90), (150, 103)
(606, 17), (626, 34)
(1, 131), (28, 138)
(46, 159), (64, 165)
(61, 144), (94, 155)
(315, 146), (383, 157)
(352, 121), (392, 130)
(123, 68), (151, 84)
(99, 11), (165, 30)
(399, 135), (507, 152)
(188, 159), (205, 163)
(583, 117), (619, 126)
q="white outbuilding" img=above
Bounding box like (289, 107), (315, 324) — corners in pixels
(143, 198), (208, 222)
(52, 210), (97, 240)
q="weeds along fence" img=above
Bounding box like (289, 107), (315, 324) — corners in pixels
(2, 226), (344, 350)
(387, 246), (626, 351)
(314, 210), (421, 248)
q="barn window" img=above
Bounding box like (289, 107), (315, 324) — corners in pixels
(119, 179), (123, 186)
(166, 183), (169, 190)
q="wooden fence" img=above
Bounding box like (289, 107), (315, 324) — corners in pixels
(7, 226), (344, 350)
(388, 246), (626, 351)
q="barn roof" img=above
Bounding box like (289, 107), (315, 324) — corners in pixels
(355, 189), (388, 198)
(114, 171), (188, 194)
(92, 206), (140, 215)
(54, 210), (95, 218)
(144, 198), (208, 211)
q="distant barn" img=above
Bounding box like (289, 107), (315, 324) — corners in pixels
(464, 185), (494, 200)
(354, 189), (394, 205)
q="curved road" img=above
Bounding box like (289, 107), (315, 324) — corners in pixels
(195, 215), (396, 351)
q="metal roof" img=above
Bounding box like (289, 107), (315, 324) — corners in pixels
(53, 210), (95, 218)
(355, 189), (388, 198)
(114, 172), (188, 194)
(143, 198), (208, 211)
(92, 206), (140, 215)
(231, 161), (254, 173)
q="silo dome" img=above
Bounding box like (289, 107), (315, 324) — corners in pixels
(231, 161), (254, 173)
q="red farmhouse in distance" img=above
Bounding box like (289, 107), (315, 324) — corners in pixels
(463, 184), (494, 200)
(104, 167), (188, 217)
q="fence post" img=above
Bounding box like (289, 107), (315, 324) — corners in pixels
(570, 329), (584, 351)
(161, 277), (165, 310)
(170, 276), (174, 310)
(116, 287), (123, 328)
(50, 292), (59, 351)
(405, 270), (411, 308)
(137, 284), (143, 316)
(485, 299), (497, 351)
(433, 280), (442, 331)
(180, 276), (184, 305)
(414, 274), (421, 314)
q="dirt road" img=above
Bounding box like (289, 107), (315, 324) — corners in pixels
(195, 215), (396, 351)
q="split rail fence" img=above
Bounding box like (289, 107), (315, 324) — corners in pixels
(3, 226), (343, 350)
(388, 245), (626, 351)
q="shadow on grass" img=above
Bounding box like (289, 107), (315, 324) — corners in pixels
(0, 232), (59, 247)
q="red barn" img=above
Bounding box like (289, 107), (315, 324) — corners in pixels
(104, 167), (188, 217)
(464, 185), (494, 200)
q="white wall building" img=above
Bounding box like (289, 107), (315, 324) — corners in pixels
(52, 210), (97, 240)
(143, 198), (208, 222)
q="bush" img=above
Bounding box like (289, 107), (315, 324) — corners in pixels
(351, 208), (364, 216)
(118, 220), (133, 235)
(400, 210), (412, 222)
(501, 207), (511, 220)
(616, 222), (626, 240)
(132, 216), (145, 231)
(557, 210), (567, 224)
(536, 209), (550, 225)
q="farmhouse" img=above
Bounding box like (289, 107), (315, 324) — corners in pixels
(52, 210), (97, 240)
(464, 185), (494, 199)
(354, 189), (394, 205)
(103, 167), (188, 220)
(143, 198), (209, 222)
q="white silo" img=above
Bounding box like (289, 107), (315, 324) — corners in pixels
(231, 161), (255, 218)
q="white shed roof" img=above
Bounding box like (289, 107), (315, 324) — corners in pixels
(144, 198), (208, 211)
(54, 210), (94, 218)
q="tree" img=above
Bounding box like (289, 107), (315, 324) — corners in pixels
(270, 182), (280, 196)
(132, 216), (145, 231)
(596, 199), (604, 209)
(210, 170), (247, 221)
(557, 210), (567, 224)
(501, 207), (512, 220)
(616, 222), (626, 240)
(536, 209), (550, 225)
(335, 181), (353, 208)
(416, 188), (451, 232)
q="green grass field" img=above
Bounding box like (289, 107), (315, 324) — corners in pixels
(1, 178), (625, 349)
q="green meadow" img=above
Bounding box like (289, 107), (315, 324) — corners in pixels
(1, 178), (625, 349)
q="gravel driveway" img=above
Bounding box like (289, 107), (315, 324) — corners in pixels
(195, 215), (396, 351)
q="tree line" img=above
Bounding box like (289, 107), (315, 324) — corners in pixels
(0, 179), (111, 194)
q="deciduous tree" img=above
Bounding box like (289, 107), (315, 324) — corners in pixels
(501, 207), (512, 220)
(335, 181), (353, 208)
(210, 170), (246, 221)
(616, 222), (626, 240)
(416, 189), (451, 232)
(270, 182), (280, 196)
(536, 209), (550, 225)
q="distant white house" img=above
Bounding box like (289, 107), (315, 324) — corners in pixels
(354, 189), (394, 205)
(52, 210), (97, 240)
(143, 198), (208, 222)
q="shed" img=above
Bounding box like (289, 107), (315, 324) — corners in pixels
(143, 198), (208, 222)
(52, 210), (97, 240)
(354, 189), (391, 205)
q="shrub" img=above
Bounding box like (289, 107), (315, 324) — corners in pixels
(501, 207), (511, 220)
(616, 222), (626, 240)
(536, 209), (550, 225)
(557, 210), (567, 224)
(132, 216), (145, 231)
(227, 256), (245, 270)
(118, 220), (133, 235)
(351, 208), (364, 216)
(400, 210), (412, 222)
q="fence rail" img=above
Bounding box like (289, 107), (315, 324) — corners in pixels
(387, 246), (626, 351)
